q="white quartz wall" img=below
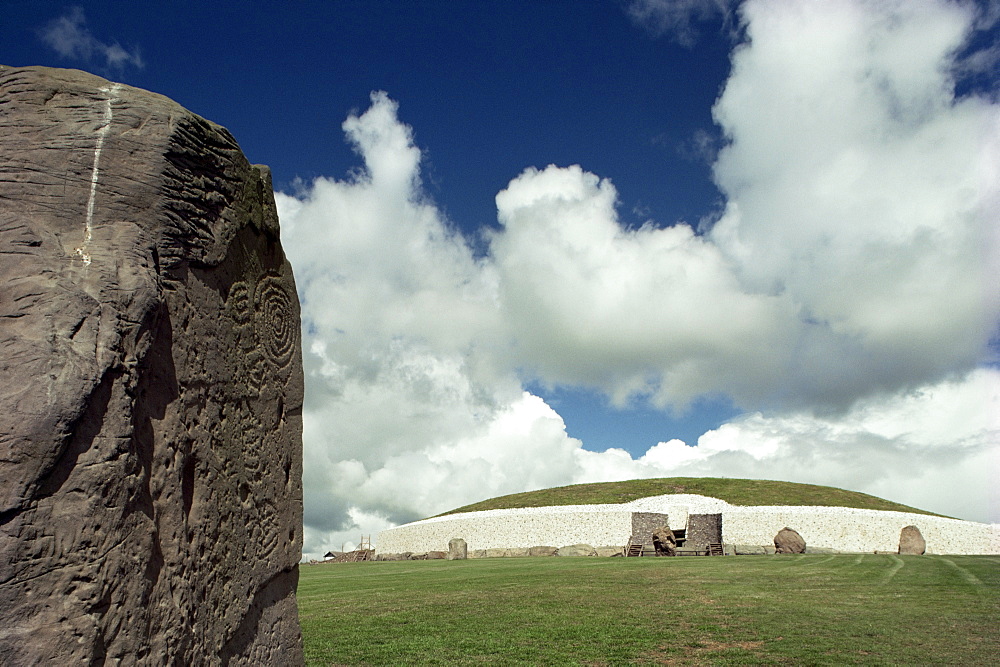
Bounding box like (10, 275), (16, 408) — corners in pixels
(722, 506), (1000, 554)
(376, 494), (1000, 556)
(376, 506), (634, 554)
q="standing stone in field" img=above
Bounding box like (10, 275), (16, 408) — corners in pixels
(774, 527), (806, 554)
(448, 538), (468, 560)
(651, 526), (677, 556)
(0, 65), (303, 664)
(898, 525), (926, 555)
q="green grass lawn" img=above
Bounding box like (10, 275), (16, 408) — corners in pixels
(298, 554), (999, 666)
(436, 477), (947, 518)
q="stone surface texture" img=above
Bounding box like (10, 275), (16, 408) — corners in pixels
(447, 537), (467, 560)
(774, 527), (807, 554)
(0, 66), (303, 664)
(651, 526), (677, 556)
(898, 525), (926, 555)
(630, 511), (671, 549)
(528, 545), (559, 557)
(686, 513), (723, 549)
(557, 543), (596, 557)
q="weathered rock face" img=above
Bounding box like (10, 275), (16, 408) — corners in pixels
(899, 525), (926, 555)
(528, 545), (559, 557)
(448, 537), (468, 560)
(557, 543), (597, 557)
(0, 66), (303, 664)
(774, 527), (806, 554)
(651, 526), (677, 556)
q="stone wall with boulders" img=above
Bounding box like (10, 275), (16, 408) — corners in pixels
(376, 495), (999, 557)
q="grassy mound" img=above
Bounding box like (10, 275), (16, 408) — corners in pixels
(436, 477), (948, 518)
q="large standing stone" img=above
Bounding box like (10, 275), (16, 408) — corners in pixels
(774, 527), (806, 554)
(448, 538), (468, 560)
(898, 525), (926, 555)
(0, 66), (303, 664)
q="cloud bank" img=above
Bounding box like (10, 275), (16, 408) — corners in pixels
(278, 0), (999, 559)
(39, 7), (144, 71)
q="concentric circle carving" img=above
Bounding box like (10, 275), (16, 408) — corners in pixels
(253, 272), (296, 372)
(226, 281), (253, 328)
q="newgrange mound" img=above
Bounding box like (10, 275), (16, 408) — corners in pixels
(377, 478), (998, 558)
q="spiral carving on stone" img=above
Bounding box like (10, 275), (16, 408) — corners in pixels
(253, 272), (296, 373)
(226, 281), (253, 329)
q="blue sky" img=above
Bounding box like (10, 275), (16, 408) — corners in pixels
(6, 1), (999, 558)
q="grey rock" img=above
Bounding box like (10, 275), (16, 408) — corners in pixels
(470, 549), (488, 559)
(804, 547), (840, 555)
(448, 538), (468, 560)
(774, 527), (806, 554)
(0, 66), (303, 664)
(734, 545), (768, 555)
(528, 546), (559, 557)
(596, 546), (624, 557)
(425, 551), (447, 560)
(557, 544), (597, 557)
(507, 547), (530, 558)
(651, 526), (677, 556)
(898, 525), (926, 555)
(485, 548), (509, 558)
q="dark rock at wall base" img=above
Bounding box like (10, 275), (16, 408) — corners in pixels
(0, 66), (303, 665)
(651, 526), (677, 556)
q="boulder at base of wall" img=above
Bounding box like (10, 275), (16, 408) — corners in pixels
(596, 546), (624, 557)
(0, 65), (303, 665)
(470, 549), (488, 559)
(528, 546), (559, 557)
(652, 526), (677, 556)
(426, 551), (447, 560)
(774, 527), (806, 554)
(558, 544), (597, 557)
(508, 547), (530, 558)
(734, 545), (768, 555)
(486, 548), (508, 558)
(804, 547), (840, 555)
(448, 538), (468, 560)
(898, 525), (926, 555)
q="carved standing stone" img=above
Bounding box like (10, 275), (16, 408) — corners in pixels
(0, 66), (303, 664)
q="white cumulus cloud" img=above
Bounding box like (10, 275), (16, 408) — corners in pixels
(573, 368), (1000, 524)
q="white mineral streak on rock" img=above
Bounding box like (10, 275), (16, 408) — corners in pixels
(75, 83), (120, 265)
(376, 494), (1000, 556)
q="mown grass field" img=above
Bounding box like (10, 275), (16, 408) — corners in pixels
(298, 554), (999, 665)
(436, 477), (947, 518)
